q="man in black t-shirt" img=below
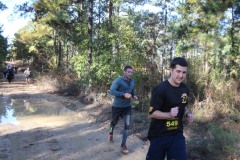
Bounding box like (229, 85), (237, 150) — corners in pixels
(146, 57), (195, 160)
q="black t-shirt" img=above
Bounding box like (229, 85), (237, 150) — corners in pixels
(147, 80), (189, 139)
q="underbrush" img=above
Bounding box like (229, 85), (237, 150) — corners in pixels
(187, 79), (240, 160)
(35, 71), (79, 96)
(187, 121), (239, 160)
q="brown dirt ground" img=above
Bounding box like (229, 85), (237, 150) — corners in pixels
(0, 70), (149, 160)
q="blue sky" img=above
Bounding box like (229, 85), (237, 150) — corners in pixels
(0, 0), (162, 44)
(0, 0), (31, 43)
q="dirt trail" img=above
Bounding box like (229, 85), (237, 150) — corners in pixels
(0, 72), (149, 160)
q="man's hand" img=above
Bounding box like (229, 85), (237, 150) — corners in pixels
(124, 93), (132, 99)
(186, 113), (195, 123)
(170, 107), (179, 118)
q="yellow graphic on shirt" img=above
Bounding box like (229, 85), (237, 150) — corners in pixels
(166, 118), (179, 130)
(181, 93), (188, 103)
(149, 106), (153, 113)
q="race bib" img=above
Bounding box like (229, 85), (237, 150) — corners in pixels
(165, 118), (179, 131)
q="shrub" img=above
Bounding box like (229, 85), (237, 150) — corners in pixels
(207, 124), (240, 159)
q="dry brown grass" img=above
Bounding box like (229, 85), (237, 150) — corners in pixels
(188, 79), (240, 159)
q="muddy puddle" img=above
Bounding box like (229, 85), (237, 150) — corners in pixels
(0, 96), (80, 126)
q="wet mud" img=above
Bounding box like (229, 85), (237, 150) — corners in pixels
(0, 72), (149, 160)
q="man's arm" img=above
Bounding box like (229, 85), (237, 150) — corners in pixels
(150, 107), (179, 119)
(131, 88), (135, 97)
(110, 78), (125, 97)
(131, 87), (138, 99)
(149, 85), (179, 119)
(185, 108), (195, 123)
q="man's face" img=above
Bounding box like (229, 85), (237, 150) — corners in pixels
(170, 65), (187, 86)
(124, 68), (133, 79)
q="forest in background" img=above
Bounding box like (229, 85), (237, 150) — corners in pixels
(0, 0), (240, 159)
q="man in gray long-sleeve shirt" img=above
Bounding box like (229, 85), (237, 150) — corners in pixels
(109, 65), (138, 154)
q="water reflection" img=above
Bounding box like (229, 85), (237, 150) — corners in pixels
(0, 97), (19, 125)
(0, 96), (74, 125)
(1, 108), (19, 125)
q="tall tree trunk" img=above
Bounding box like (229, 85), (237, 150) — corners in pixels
(66, 42), (69, 71)
(229, 4), (237, 74)
(162, 0), (168, 81)
(108, 0), (115, 80)
(54, 30), (58, 66)
(231, 6), (235, 51)
(96, 0), (101, 63)
(109, 0), (113, 28)
(87, 0), (93, 65)
(58, 41), (62, 68)
(77, 0), (84, 23)
(109, 0), (113, 65)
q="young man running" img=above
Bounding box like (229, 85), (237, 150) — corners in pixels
(146, 57), (195, 160)
(24, 67), (31, 84)
(109, 65), (138, 154)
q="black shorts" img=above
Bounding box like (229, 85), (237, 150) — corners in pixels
(112, 106), (131, 119)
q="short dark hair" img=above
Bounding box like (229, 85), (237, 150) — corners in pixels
(124, 65), (133, 71)
(170, 57), (188, 69)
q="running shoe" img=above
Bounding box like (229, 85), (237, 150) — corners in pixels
(121, 144), (129, 154)
(109, 134), (113, 142)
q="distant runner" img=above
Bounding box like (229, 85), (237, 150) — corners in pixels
(5, 65), (14, 83)
(24, 67), (31, 84)
(109, 65), (138, 154)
